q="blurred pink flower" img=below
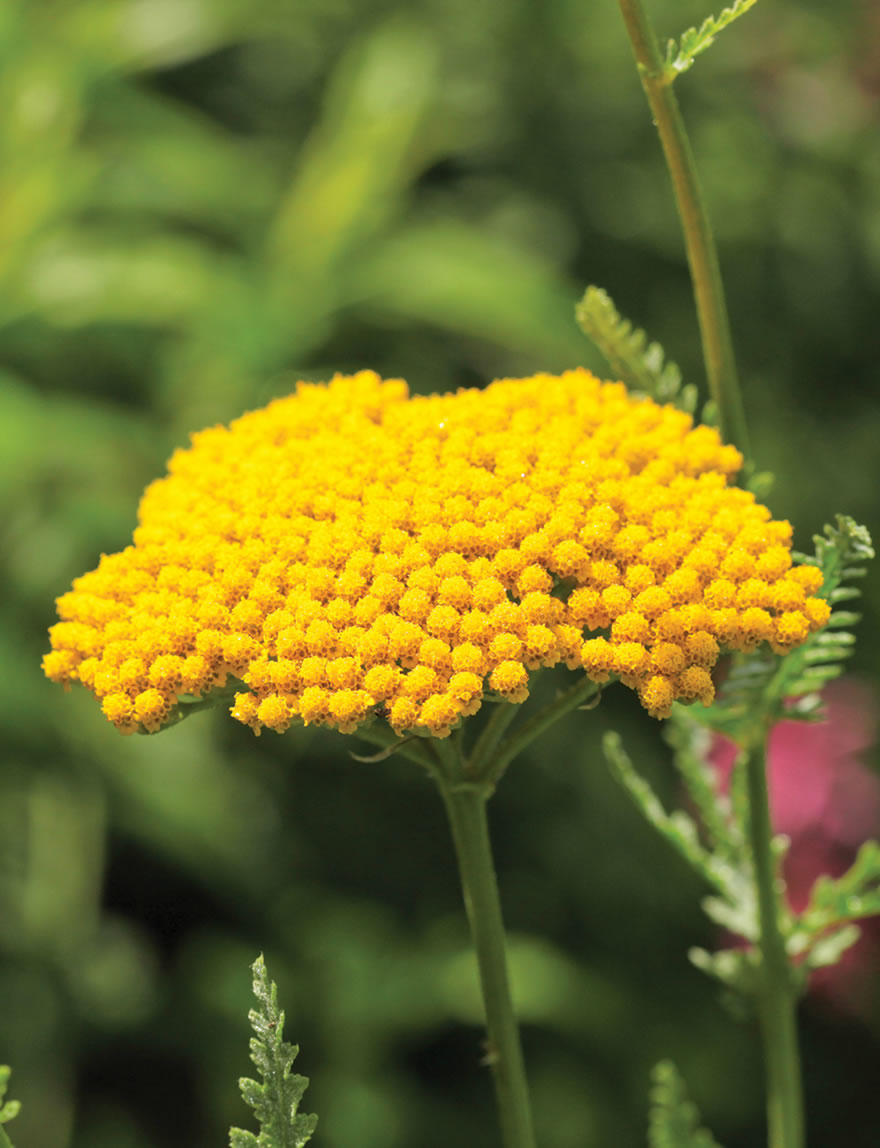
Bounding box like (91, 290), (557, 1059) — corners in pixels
(710, 679), (880, 1011)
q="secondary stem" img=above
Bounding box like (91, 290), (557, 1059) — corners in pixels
(744, 736), (805, 1148)
(439, 776), (537, 1148)
(616, 0), (751, 460)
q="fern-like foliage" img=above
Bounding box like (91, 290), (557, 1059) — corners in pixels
(575, 286), (697, 412)
(648, 1061), (725, 1148)
(690, 516), (873, 742)
(787, 839), (880, 974)
(0, 1067), (20, 1148)
(662, 0), (760, 83)
(229, 956), (317, 1148)
(603, 730), (758, 978)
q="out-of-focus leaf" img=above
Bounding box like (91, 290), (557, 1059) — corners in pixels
(0, 1066), (21, 1130)
(86, 87), (276, 232)
(18, 231), (241, 328)
(267, 18), (438, 283)
(351, 220), (589, 364)
(648, 1060), (725, 1148)
(63, 0), (246, 72)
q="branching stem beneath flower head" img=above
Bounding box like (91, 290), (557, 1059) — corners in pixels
(480, 676), (601, 791)
(467, 702), (521, 781)
(351, 673), (603, 1147)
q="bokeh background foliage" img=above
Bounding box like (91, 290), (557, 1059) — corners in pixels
(2, 0), (879, 1145)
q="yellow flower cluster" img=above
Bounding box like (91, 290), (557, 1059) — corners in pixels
(43, 369), (829, 736)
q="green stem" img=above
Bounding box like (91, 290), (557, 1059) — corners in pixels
(744, 736), (805, 1148)
(468, 702), (522, 779)
(616, 0), (751, 460)
(480, 675), (601, 791)
(438, 774), (537, 1148)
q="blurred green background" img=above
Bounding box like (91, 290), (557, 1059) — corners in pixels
(2, 0), (879, 1145)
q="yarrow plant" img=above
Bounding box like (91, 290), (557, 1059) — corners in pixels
(38, 2), (878, 1148)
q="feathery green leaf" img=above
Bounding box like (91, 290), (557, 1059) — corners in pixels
(603, 731), (750, 915)
(665, 713), (743, 863)
(575, 286), (696, 411)
(688, 947), (757, 996)
(229, 956), (317, 1148)
(648, 1061), (725, 1148)
(663, 0), (760, 83)
(786, 840), (880, 973)
(0, 1067), (20, 1148)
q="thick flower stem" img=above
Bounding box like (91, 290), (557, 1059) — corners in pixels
(616, 0), (751, 460)
(438, 777), (537, 1148)
(744, 737), (805, 1148)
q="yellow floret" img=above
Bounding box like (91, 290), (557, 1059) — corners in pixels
(328, 689), (374, 734)
(257, 693), (294, 733)
(612, 641), (649, 676)
(581, 637), (615, 683)
(639, 675), (676, 719)
(803, 597), (831, 628)
(769, 579), (807, 612)
(134, 687), (170, 733)
(651, 641), (687, 676)
(389, 696), (420, 734)
(788, 564), (824, 594)
(684, 631), (720, 668)
(451, 642), (488, 674)
(676, 665), (715, 704)
(448, 671), (483, 703)
(101, 692), (136, 731)
(419, 693), (464, 737)
(773, 611), (811, 648)
(488, 660), (529, 702)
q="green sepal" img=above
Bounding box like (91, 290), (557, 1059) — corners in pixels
(228, 956), (317, 1148)
(575, 287), (696, 412)
(662, 0), (760, 84)
(647, 1060), (726, 1148)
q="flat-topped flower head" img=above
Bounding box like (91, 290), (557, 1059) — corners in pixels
(43, 368), (829, 735)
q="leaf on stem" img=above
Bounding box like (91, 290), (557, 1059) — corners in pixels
(663, 0), (760, 84)
(688, 946), (756, 996)
(603, 731), (744, 901)
(787, 840), (880, 971)
(664, 713), (743, 863)
(0, 1067), (20, 1148)
(575, 287), (697, 412)
(648, 1060), (725, 1148)
(229, 956), (317, 1148)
